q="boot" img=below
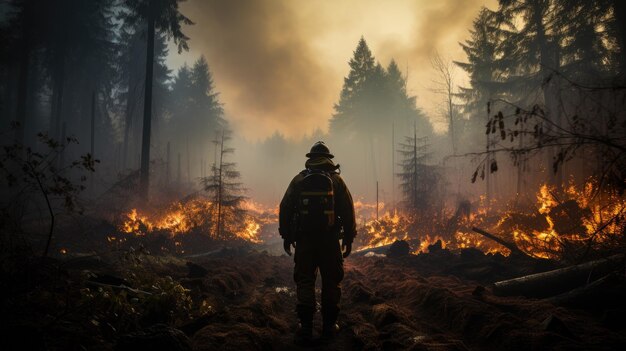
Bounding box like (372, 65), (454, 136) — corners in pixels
(294, 321), (313, 345)
(321, 305), (339, 342)
(320, 322), (339, 343)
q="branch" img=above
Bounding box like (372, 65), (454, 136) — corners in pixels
(28, 162), (54, 258)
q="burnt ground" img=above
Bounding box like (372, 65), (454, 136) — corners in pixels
(1, 246), (626, 350)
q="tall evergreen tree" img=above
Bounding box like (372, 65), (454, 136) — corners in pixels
(331, 37), (431, 138)
(455, 7), (513, 153)
(167, 56), (223, 181)
(118, 28), (171, 169)
(330, 37), (376, 134)
(123, 0), (193, 199)
(190, 56), (224, 133)
(385, 59), (432, 135)
(556, 0), (617, 79)
(456, 8), (509, 117)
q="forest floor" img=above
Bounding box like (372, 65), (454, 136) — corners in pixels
(2, 242), (626, 350)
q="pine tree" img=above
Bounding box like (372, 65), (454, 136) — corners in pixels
(190, 56), (225, 133)
(330, 37), (376, 134)
(166, 56), (224, 182)
(556, 0), (617, 79)
(456, 8), (509, 116)
(123, 0), (193, 199)
(331, 38), (431, 139)
(385, 59), (432, 136)
(119, 28), (171, 169)
(455, 7), (513, 155)
(202, 129), (246, 239)
(2, 0), (119, 163)
(396, 125), (438, 211)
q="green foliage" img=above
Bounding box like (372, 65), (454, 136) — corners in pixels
(78, 249), (198, 334)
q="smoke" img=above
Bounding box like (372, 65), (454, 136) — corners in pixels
(177, 0), (335, 141)
(175, 0), (497, 140)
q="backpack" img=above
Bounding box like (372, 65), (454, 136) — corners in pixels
(297, 169), (335, 233)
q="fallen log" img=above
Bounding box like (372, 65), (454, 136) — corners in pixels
(492, 254), (624, 298)
(352, 243), (395, 257)
(547, 273), (619, 307)
(471, 227), (524, 256)
(86, 281), (152, 295)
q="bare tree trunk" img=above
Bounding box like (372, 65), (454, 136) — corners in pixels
(90, 91), (96, 156)
(613, 0), (626, 76)
(177, 152), (181, 185)
(122, 77), (137, 170)
(216, 130), (225, 239)
(50, 47), (66, 142)
(166, 141), (170, 185)
(186, 141), (190, 184)
(139, 4), (156, 200)
(15, 30), (30, 145)
(90, 91), (96, 192)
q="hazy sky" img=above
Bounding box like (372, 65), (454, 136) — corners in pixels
(167, 0), (498, 141)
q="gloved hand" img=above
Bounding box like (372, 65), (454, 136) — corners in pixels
(342, 241), (352, 258)
(284, 240), (295, 256)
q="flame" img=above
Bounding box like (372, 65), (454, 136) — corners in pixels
(356, 210), (410, 250)
(111, 179), (623, 259)
(239, 218), (262, 243)
(414, 234), (449, 254)
(509, 180), (625, 259)
(354, 179), (624, 258)
(116, 198), (270, 244)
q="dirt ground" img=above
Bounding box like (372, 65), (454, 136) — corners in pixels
(185, 251), (626, 350)
(2, 246), (625, 350)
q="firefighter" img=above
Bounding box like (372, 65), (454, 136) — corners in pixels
(279, 141), (357, 344)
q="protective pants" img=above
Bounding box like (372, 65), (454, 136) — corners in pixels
(293, 234), (344, 327)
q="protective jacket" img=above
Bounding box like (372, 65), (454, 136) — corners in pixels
(279, 157), (357, 244)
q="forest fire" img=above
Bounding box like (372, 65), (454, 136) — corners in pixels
(509, 181), (626, 259)
(353, 180), (625, 259)
(359, 211), (410, 248)
(110, 178), (624, 261)
(115, 198), (273, 244)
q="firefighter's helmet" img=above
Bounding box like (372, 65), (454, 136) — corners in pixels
(305, 141), (334, 159)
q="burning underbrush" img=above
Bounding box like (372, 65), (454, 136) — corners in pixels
(101, 196), (278, 255)
(353, 180), (626, 261)
(92, 178), (625, 262)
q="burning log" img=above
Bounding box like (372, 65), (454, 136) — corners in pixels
(492, 254), (624, 298)
(471, 227), (524, 256)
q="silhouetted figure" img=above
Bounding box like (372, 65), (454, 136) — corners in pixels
(279, 141), (357, 345)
